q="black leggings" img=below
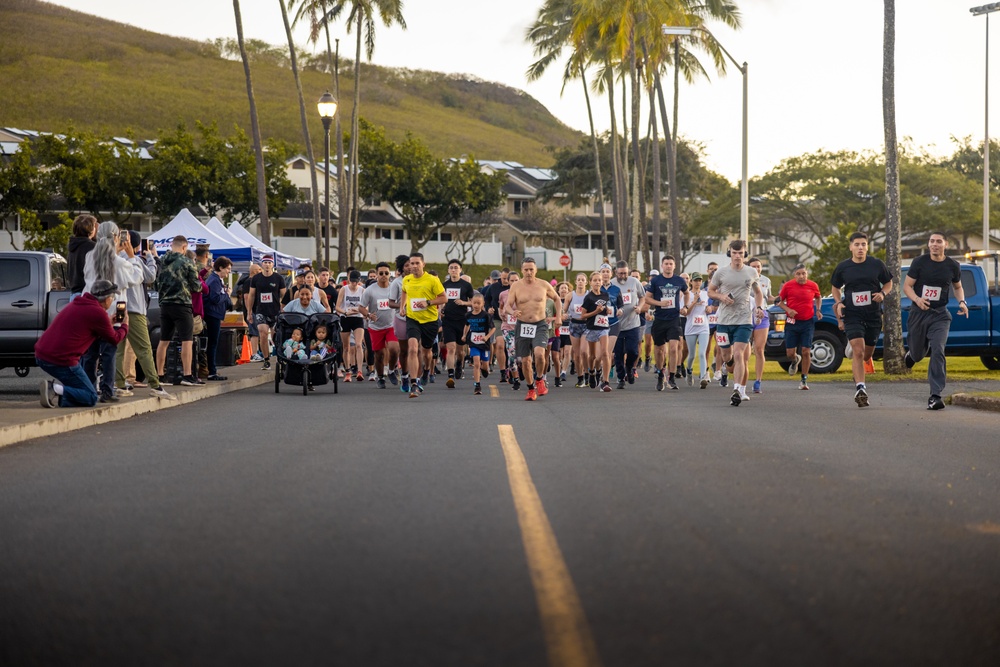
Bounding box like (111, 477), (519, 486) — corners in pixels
(205, 316), (222, 375)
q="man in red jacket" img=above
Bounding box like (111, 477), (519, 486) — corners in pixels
(36, 280), (130, 408)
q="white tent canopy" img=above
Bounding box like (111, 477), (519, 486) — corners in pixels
(148, 209), (258, 265)
(226, 221), (308, 270)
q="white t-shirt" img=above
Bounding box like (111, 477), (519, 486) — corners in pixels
(685, 289), (710, 335)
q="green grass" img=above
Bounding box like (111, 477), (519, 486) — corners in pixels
(0, 0), (581, 166)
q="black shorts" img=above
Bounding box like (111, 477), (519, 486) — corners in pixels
(442, 319), (466, 345)
(651, 318), (683, 346)
(843, 308), (882, 346)
(161, 303), (195, 342)
(407, 318), (439, 350)
(253, 312), (277, 329)
(341, 315), (365, 333)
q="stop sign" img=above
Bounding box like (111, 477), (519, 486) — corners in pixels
(559, 254), (571, 267)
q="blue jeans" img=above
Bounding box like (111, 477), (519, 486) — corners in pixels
(36, 357), (99, 407)
(81, 339), (117, 396)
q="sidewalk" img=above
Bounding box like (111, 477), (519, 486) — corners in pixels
(0, 364), (271, 449)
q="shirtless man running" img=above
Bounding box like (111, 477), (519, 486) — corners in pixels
(505, 257), (562, 401)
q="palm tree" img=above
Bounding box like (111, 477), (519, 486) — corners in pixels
(232, 0), (271, 245)
(882, 0), (906, 374)
(278, 0), (323, 264)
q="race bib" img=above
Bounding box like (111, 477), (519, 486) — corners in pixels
(595, 315), (610, 328)
(693, 315), (706, 326)
(621, 292), (632, 305)
(376, 299), (390, 311)
(470, 331), (487, 345)
(446, 288), (461, 300)
(852, 291), (872, 307)
(572, 304), (583, 316)
(506, 314), (516, 325)
(921, 285), (942, 301)
(787, 317), (796, 325)
(715, 332), (731, 346)
(409, 297), (426, 311)
(559, 325), (569, 336)
(663, 296), (676, 309)
(708, 314), (719, 326)
(260, 293), (273, 304)
(520, 323), (537, 339)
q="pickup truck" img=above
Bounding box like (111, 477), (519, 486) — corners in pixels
(764, 258), (1000, 374)
(0, 251), (161, 377)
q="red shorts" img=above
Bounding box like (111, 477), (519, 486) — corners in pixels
(369, 327), (398, 352)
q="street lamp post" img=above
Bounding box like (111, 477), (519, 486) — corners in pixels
(317, 91), (339, 268)
(663, 26), (748, 244)
(971, 3), (1000, 252)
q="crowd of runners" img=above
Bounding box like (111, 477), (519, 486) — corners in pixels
(236, 231), (963, 409)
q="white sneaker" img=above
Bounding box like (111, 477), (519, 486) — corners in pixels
(713, 369), (722, 381)
(789, 353), (801, 376)
(150, 387), (177, 401)
(115, 387), (134, 397)
(739, 390), (750, 402)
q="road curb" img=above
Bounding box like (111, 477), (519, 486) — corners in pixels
(950, 393), (1000, 412)
(0, 373), (270, 449)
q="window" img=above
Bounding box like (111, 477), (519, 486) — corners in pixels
(394, 230), (405, 240)
(439, 232), (452, 242)
(365, 196), (381, 206)
(380, 229), (392, 240)
(513, 200), (529, 216)
(0, 259), (30, 292)
(299, 187), (311, 199)
(292, 160), (306, 170)
(282, 228), (309, 238)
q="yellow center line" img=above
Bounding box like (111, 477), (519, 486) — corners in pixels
(497, 425), (603, 667)
(490, 385), (500, 398)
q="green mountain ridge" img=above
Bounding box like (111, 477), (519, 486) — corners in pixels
(0, 0), (582, 166)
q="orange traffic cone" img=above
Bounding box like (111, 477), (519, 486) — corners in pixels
(864, 358), (875, 374)
(236, 334), (251, 364)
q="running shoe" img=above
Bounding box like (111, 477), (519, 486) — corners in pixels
(928, 395), (945, 410)
(474, 384), (482, 395)
(401, 376), (410, 393)
(512, 378), (521, 391)
(739, 390), (750, 402)
(344, 373), (352, 382)
(149, 386), (176, 400)
(600, 381), (612, 393)
(357, 371), (365, 382)
(686, 371), (693, 387)
(388, 371), (398, 386)
(730, 389), (742, 406)
(446, 377), (455, 388)
(499, 371), (508, 384)
(429, 373), (435, 384)
(250, 352), (264, 362)
(700, 375), (709, 389)
(560, 371), (567, 382)
(643, 358), (651, 373)
(753, 380), (761, 394)
(668, 377), (679, 391)
(99, 390), (119, 403)
(799, 379), (809, 390)
(262, 360), (271, 370)
(377, 378), (386, 389)
(180, 375), (199, 386)
(789, 353), (801, 376)
(854, 387), (869, 408)
(905, 352), (916, 369)
(207, 374), (227, 381)
(713, 369), (722, 382)
(414, 379), (425, 394)
(628, 368), (637, 384)
(116, 387), (133, 397)
(589, 372), (597, 389)
(656, 371), (665, 392)
(677, 365), (686, 378)
(536, 378), (548, 396)
(575, 377), (587, 388)
(525, 388), (537, 401)
(609, 367), (615, 380)
(554, 376), (562, 388)
(726, 358), (735, 370)
(40, 380), (56, 408)
(455, 367), (464, 380)
(720, 373), (728, 388)
(369, 371), (377, 382)
(409, 387), (419, 398)
(337, 368), (344, 378)
(482, 369), (490, 379)
(617, 379), (626, 390)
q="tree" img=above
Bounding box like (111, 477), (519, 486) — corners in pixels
(446, 208), (505, 265)
(0, 142), (47, 249)
(357, 120), (507, 252)
(233, 0), (272, 245)
(882, 0), (905, 374)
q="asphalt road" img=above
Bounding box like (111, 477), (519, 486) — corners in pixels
(1, 371), (999, 666)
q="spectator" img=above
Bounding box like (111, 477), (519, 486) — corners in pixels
(67, 214), (97, 297)
(236, 263), (261, 357)
(82, 221), (143, 403)
(283, 284), (328, 316)
(154, 235), (202, 386)
(193, 262), (210, 382)
(113, 231), (174, 400)
(37, 280), (129, 408)
(204, 256), (233, 381)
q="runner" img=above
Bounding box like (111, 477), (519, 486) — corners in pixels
(702, 261), (723, 384)
(358, 262), (399, 389)
(246, 255), (285, 370)
(676, 272), (690, 380)
(544, 295), (562, 387)
(599, 263), (619, 380)
(556, 282), (573, 385)
(387, 254), (410, 390)
(641, 269), (659, 372)
(581, 271), (619, 392)
(485, 268), (510, 377)
(708, 240), (765, 406)
(902, 232), (968, 410)
(830, 231), (893, 408)
(644, 256), (688, 391)
(682, 272), (711, 388)
(777, 264), (823, 390)
(317, 268), (339, 313)
(335, 270), (367, 383)
(505, 258), (562, 401)
(563, 272), (590, 388)
(499, 272), (521, 389)
(746, 257), (773, 394)
(400, 253), (446, 398)
(441, 259), (476, 388)
(611, 260), (646, 389)
(463, 293), (495, 395)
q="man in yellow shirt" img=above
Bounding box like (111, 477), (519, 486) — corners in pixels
(400, 252), (446, 397)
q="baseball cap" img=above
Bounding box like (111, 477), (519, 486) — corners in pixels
(261, 255), (274, 263)
(649, 270), (660, 277)
(89, 280), (119, 298)
(490, 270), (501, 279)
(690, 272), (703, 281)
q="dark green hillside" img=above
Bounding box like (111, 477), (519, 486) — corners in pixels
(0, 0), (580, 164)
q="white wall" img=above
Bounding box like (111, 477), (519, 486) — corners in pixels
(269, 237), (504, 266)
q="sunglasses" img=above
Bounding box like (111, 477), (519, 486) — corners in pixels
(377, 271), (390, 276)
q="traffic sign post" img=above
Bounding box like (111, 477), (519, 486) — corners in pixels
(559, 254), (571, 282)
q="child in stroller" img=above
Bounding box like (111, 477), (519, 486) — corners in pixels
(283, 328), (309, 360)
(274, 312), (342, 395)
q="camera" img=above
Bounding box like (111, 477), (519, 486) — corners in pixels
(114, 301), (126, 324)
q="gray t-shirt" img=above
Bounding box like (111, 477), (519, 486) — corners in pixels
(388, 276), (405, 321)
(612, 276), (646, 331)
(711, 264), (759, 326)
(361, 282), (394, 331)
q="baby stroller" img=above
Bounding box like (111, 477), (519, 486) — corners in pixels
(273, 312), (343, 395)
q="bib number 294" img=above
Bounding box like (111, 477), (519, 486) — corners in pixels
(715, 332), (731, 346)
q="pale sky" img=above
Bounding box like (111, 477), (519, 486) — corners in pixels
(45, 0), (996, 183)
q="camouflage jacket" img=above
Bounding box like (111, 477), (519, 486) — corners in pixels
(155, 251), (202, 305)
